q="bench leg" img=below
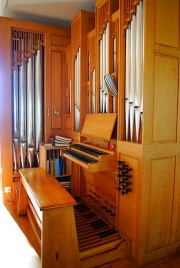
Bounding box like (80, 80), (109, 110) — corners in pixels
(18, 180), (29, 216)
(41, 206), (80, 268)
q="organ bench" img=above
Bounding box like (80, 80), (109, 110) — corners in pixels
(18, 167), (80, 268)
(18, 167), (129, 268)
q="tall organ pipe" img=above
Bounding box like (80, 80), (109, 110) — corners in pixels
(129, 14), (136, 141)
(74, 56), (77, 130)
(99, 22), (109, 113)
(12, 69), (19, 138)
(99, 39), (103, 112)
(19, 61), (27, 142)
(74, 47), (80, 132)
(125, 26), (131, 140)
(92, 68), (95, 113)
(27, 55), (35, 147)
(105, 22), (109, 113)
(34, 47), (44, 152)
(135, 0), (143, 142)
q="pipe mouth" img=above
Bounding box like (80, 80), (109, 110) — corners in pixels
(104, 74), (118, 97)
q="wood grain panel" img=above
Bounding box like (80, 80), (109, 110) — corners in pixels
(155, 0), (179, 48)
(147, 157), (175, 252)
(153, 55), (178, 143)
(42, 207), (80, 268)
(51, 51), (62, 129)
(171, 155), (180, 242)
(51, 33), (71, 47)
(117, 154), (140, 258)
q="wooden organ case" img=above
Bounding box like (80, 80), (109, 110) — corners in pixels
(63, 113), (130, 267)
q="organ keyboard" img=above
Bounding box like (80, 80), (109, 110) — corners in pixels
(63, 113), (117, 172)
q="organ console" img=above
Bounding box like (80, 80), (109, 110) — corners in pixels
(18, 113), (130, 267)
(63, 113), (118, 172)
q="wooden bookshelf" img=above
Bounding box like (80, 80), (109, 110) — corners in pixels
(39, 145), (71, 191)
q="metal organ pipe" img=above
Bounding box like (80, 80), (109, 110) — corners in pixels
(125, 26), (131, 141)
(12, 29), (44, 171)
(129, 14), (136, 142)
(102, 28), (106, 113)
(77, 47), (80, 132)
(19, 61), (27, 142)
(99, 22), (109, 113)
(113, 36), (116, 73)
(99, 39), (103, 113)
(92, 68), (95, 113)
(12, 69), (19, 138)
(34, 47), (44, 152)
(27, 55), (35, 147)
(105, 22), (109, 113)
(125, 0), (144, 142)
(74, 47), (80, 132)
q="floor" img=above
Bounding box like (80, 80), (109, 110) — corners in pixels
(1, 191), (180, 268)
(0, 191), (40, 268)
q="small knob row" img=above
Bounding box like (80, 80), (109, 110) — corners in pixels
(117, 160), (132, 195)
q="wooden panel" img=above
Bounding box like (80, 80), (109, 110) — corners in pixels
(83, 169), (117, 226)
(171, 155), (180, 242)
(51, 51), (62, 129)
(118, 154), (140, 258)
(65, 114), (72, 130)
(51, 33), (71, 47)
(147, 157), (175, 252)
(155, 0), (179, 48)
(42, 206), (80, 268)
(153, 55), (178, 143)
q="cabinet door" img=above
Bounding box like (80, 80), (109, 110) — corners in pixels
(44, 31), (70, 141)
(51, 50), (62, 129)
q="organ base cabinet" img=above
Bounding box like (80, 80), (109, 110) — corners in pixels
(117, 0), (180, 266)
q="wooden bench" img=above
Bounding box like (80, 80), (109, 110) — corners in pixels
(18, 167), (80, 268)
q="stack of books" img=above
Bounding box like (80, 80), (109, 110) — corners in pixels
(51, 135), (72, 147)
(56, 176), (71, 191)
(46, 149), (65, 176)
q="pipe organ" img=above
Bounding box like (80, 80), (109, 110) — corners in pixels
(12, 29), (44, 170)
(0, 0), (179, 267)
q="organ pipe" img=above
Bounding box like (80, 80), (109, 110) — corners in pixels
(99, 22), (109, 113)
(12, 69), (19, 138)
(19, 61), (27, 142)
(35, 47), (44, 152)
(12, 29), (44, 171)
(27, 56), (35, 147)
(74, 47), (81, 132)
(124, 0), (144, 142)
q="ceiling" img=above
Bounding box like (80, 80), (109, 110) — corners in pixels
(0, 0), (95, 28)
